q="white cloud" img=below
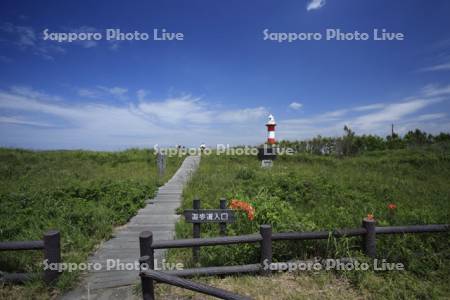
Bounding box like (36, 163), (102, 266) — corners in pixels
(77, 86), (128, 100)
(1, 84), (448, 149)
(136, 89), (149, 101)
(353, 103), (385, 111)
(10, 86), (62, 102)
(0, 87), (268, 149)
(137, 95), (213, 124)
(322, 109), (348, 119)
(98, 86), (128, 99)
(420, 62), (450, 72)
(217, 107), (267, 123)
(415, 113), (446, 121)
(279, 85), (449, 140)
(422, 84), (450, 97)
(306, 0), (326, 11)
(78, 88), (100, 98)
(0, 22), (65, 60)
(0, 116), (51, 127)
(289, 102), (303, 110)
(351, 99), (435, 130)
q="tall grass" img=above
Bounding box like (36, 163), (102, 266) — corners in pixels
(0, 148), (183, 298)
(170, 147), (450, 298)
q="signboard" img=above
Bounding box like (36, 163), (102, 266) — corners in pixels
(184, 209), (236, 223)
(261, 159), (273, 168)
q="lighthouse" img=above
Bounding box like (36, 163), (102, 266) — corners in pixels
(258, 114), (277, 167)
(266, 114), (276, 145)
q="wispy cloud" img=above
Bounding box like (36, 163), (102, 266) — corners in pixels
(351, 98), (435, 130)
(352, 103), (385, 111)
(0, 55), (13, 63)
(77, 86), (128, 100)
(1, 83), (448, 149)
(136, 95), (267, 125)
(420, 62), (450, 72)
(289, 102), (303, 110)
(415, 113), (446, 121)
(0, 87), (268, 149)
(0, 116), (52, 127)
(137, 95), (213, 124)
(306, 0), (326, 11)
(99, 86), (128, 99)
(280, 85), (450, 139)
(217, 107), (267, 123)
(0, 22), (65, 60)
(422, 84), (450, 97)
(0, 23), (122, 60)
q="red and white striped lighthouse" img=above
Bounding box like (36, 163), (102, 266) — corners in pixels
(266, 114), (276, 145)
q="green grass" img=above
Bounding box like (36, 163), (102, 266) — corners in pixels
(169, 146), (450, 299)
(0, 148), (184, 299)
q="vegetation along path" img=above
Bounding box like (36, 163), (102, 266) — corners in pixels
(62, 155), (201, 300)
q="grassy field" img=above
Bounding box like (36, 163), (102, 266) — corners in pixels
(0, 148), (183, 299)
(168, 145), (450, 299)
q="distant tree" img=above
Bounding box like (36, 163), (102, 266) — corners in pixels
(404, 129), (431, 146)
(341, 125), (358, 156)
(433, 132), (450, 143)
(386, 132), (405, 149)
(355, 135), (386, 152)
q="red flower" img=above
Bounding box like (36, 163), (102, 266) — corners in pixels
(387, 203), (397, 210)
(367, 213), (374, 220)
(230, 199), (255, 221)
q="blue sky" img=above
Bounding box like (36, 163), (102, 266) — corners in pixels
(0, 0), (450, 149)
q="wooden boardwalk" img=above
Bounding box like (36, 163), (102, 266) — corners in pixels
(61, 155), (200, 300)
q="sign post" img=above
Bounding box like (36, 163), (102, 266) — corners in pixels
(183, 197), (236, 264)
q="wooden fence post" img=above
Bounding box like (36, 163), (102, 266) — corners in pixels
(43, 230), (60, 284)
(156, 152), (166, 179)
(219, 198), (227, 236)
(139, 256), (155, 300)
(260, 225), (272, 276)
(362, 218), (376, 258)
(193, 197), (201, 264)
(140, 231), (155, 300)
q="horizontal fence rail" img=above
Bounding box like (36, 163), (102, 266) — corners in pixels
(150, 224), (449, 249)
(0, 230), (61, 285)
(375, 224), (449, 234)
(164, 264), (261, 278)
(0, 240), (44, 251)
(152, 233), (262, 249)
(0, 272), (39, 284)
(140, 268), (252, 300)
(139, 221), (449, 299)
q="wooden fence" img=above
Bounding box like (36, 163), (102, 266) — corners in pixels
(138, 220), (449, 300)
(0, 230), (61, 284)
